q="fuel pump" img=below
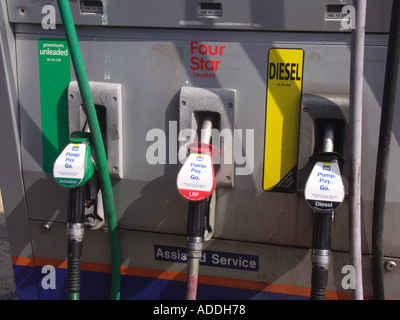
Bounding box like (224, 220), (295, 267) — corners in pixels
(177, 114), (219, 300)
(53, 132), (95, 299)
(304, 122), (345, 300)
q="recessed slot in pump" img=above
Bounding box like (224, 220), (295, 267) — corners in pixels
(80, 0), (103, 15)
(198, 2), (222, 17)
(94, 105), (107, 156)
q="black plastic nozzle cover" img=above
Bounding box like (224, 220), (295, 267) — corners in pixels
(312, 212), (333, 250)
(68, 186), (85, 224)
(187, 200), (208, 239)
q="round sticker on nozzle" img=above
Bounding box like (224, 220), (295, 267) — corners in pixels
(177, 143), (220, 201)
(304, 160), (345, 213)
(53, 140), (94, 189)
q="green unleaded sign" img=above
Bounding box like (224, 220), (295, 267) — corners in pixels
(38, 38), (71, 173)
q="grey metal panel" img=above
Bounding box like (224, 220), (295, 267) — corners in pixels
(0, 1), (36, 278)
(6, 0), (392, 33)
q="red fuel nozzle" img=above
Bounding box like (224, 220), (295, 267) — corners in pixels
(177, 114), (219, 300)
(177, 142), (220, 201)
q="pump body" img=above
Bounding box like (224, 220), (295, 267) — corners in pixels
(1, 0), (400, 300)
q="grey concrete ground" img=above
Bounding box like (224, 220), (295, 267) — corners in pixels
(0, 190), (18, 300)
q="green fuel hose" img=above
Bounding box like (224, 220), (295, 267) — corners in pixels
(57, 0), (121, 300)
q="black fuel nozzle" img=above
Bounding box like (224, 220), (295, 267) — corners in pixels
(304, 121), (345, 300)
(187, 200), (208, 247)
(305, 121), (345, 214)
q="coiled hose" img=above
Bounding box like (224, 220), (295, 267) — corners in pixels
(67, 186), (85, 300)
(67, 241), (82, 299)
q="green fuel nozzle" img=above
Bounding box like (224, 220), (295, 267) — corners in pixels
(53, 132), (94, 189)
(53, 132), (95, 300)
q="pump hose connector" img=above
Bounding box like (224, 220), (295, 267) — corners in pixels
(67, 223), (84, 297)
(67, 243), (82, 294)
(185, 199), (208, 300)
(310, 211), (332, 300)
(311, 264), (329, 300)
(66, 183), (85, 298)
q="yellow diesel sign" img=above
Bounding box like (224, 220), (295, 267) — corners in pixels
(263, 48), (304, 192)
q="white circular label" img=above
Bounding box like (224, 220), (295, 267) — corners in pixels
(177, 152), (215, 201)
(53, 143), (87, 188)
(304, 160), (345, 213)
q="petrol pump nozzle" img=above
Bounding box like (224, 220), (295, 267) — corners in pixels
(177, 114), (219, 202)
(304, 123), (345, 214)
(176, 113), (219, 300)
(304, 122), (345, 300)
(53, 132), (96, 300)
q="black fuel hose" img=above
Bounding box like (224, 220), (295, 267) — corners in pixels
(187, 200), (207, 239)
(372, 0), (400, 300)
